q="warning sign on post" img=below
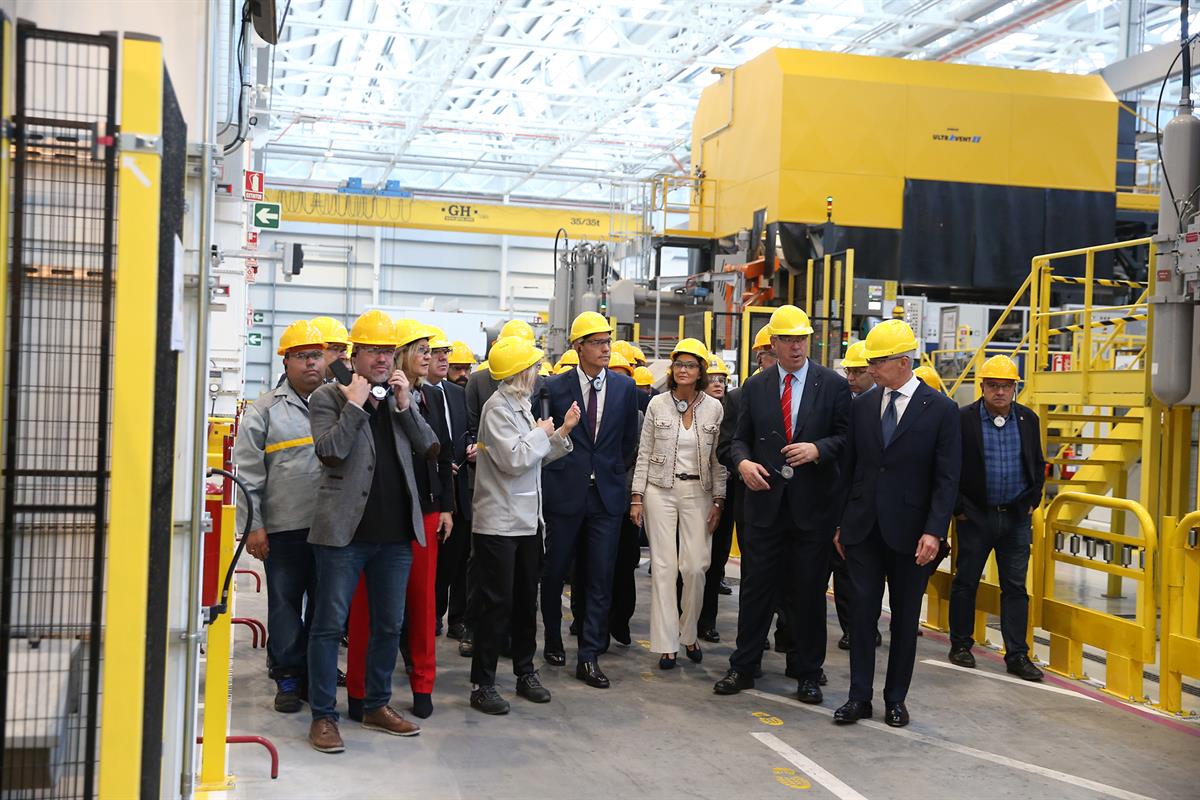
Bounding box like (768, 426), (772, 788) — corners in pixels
(244, 170), (265, 201)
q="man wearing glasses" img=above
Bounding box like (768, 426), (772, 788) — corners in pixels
(715, 305), (850, 702)
(305, 310), (440, 753)
(541, 311), (640, 688)
(234, 320), (329, 714)
(833, 319), (961, 728)
(948, 355), (1045, 681)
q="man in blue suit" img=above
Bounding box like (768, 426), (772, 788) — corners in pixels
(834, 319), (961, 728)
(541, 312), (640, 688)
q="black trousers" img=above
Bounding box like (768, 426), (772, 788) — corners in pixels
(826, 549), (852, 636)
(729, 494), (831, 683)
(698, 489), (735, 633)
(845, 525), (935, 704)
(574, 515), (641, 640)
(435, 511), (472, 628)
(469, 531), (541, 687)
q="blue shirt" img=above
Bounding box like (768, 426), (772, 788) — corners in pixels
(980, 402), (1028, 506)
(777, 360), (810, 437)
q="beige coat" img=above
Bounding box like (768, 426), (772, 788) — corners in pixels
(631, 391), (727, 498)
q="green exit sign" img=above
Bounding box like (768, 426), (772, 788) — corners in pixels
(252, 311), (265, 324)
(247, 332), (263, 347)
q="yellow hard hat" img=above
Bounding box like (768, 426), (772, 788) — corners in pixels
(612, 341), (637, 363)
(608, 351), (633, 376)
(670, 338), (710, 364)
(554, 349), (579, 369)
(768, 305), (814, 337)
(448, 340), (476, 365)
(569, 311), (611, 343)
(488, 336), (544, 380)
(277, 320), (328, 355)
(630, 344), (647, 366)
(914, 365), (948, 394)
(394, 319), (436, 349)
(310, 316), (350, 346)
(863, 319), (918, 360)
(633, 366), (654, 387)
(752, 325), (773, 351)
(350, 309), (398, 346)
(427, 326), (453, 350)
(708, 356), (731, 377)
(539, 361), (552, 377)
(842, 340), (868, 369)
(478, 360), (490, 372)
(977, 354), (1020, 383)
(499, 319), (536, 343)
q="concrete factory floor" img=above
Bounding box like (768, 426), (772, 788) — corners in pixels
(205, 559), (1199, 800)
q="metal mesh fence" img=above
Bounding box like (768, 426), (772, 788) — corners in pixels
(1, 25), (117, 799)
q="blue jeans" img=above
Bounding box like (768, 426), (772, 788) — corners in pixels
(263, 530), (317, 680)
(949, 508), (1033, 659)
(308, 541), (413, 721)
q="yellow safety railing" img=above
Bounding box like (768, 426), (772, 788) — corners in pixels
(1042, 492), (1157, 702)
(945, 271), (1034, 398)
(650, 173), (717, 238)
(1158, 512), (1200, 715)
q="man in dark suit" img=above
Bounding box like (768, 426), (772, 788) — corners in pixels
(429, 334), (475, 640)
(949, 354), (1045, 681)
(833, 319), (961, 728)
(714, 305), (850, 702)
(541, 311), (640, 688)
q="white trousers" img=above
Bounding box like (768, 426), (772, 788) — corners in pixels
(644, 481), (712, 653)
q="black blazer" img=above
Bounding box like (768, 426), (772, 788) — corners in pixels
(731, 362), (851, 533)
(416, 384), (456, 515)
(717, 387), (742, 475)
(440, 380), (473, 522)
(956, 399), (1045, 520)
(838, 380), (961, 552)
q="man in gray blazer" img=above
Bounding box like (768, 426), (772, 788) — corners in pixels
(305, 310), (440, 754)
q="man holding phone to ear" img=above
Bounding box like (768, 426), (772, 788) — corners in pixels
(305, 310), (441, 754)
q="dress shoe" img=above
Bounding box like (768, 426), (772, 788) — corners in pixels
(362, 705), (421, 736)
(713, 668), (755, 695)
(611, 626), (632, 647)
(837, 633), (850, 650)
(575, 660), (610, 688)
(818, 669), (828, 686)
(885, 702), (909, 727)
(1006, 654), (1044, 682)
(833, 700), (873, 724)
(948, 646), (976, 668)
(516, 672), (552, 703)
(336, 668), (347, 687)
(699, 627), (720, 643)
(718, 579), (732, 596)
(273, 677), (303, 713)
(470, 685), (510, 715)
(309, 718), (345, 753)
(797, 679), (823, 704)
(458, 633), (474, 658)
(685, 643), (702, 664)
(411, 692), (433, 719)
(447, 622), (466, 640)
(659, 653), (677, 670)
(544, 647), (566, 666)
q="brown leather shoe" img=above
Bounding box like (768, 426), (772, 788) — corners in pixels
(361, 705), (421, 737)
(308, 719), (345, 753)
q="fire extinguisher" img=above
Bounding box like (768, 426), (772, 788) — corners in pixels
(1061, 445), (1078, 480)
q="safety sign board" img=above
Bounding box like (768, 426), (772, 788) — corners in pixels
(253, 202), (281, 229)
(244, 170), (265, 201)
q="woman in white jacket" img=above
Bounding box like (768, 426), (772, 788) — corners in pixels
(470, 337), (580, 715)
(631, 339), (727, 669)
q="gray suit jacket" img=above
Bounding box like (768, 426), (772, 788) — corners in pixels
(306, 382), (440, 548)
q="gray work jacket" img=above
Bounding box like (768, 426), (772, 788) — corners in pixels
(306, 382), (440, 548)
(472, 384), (572, 537)
(233, 380), (324, 534)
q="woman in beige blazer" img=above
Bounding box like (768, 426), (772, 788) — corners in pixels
(630, 339), (727, 668)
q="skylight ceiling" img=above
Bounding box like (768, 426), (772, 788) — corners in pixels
(258, 0), (1195, 206)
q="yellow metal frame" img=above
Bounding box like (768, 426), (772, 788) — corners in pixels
(98, 34), (164, 799)
(1042, 492), (1156, 701)
(738, 305), (776, 382)
(1159, 512), (1200, 715)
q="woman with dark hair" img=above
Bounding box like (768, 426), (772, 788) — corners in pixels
(630, 339), (727, 669)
